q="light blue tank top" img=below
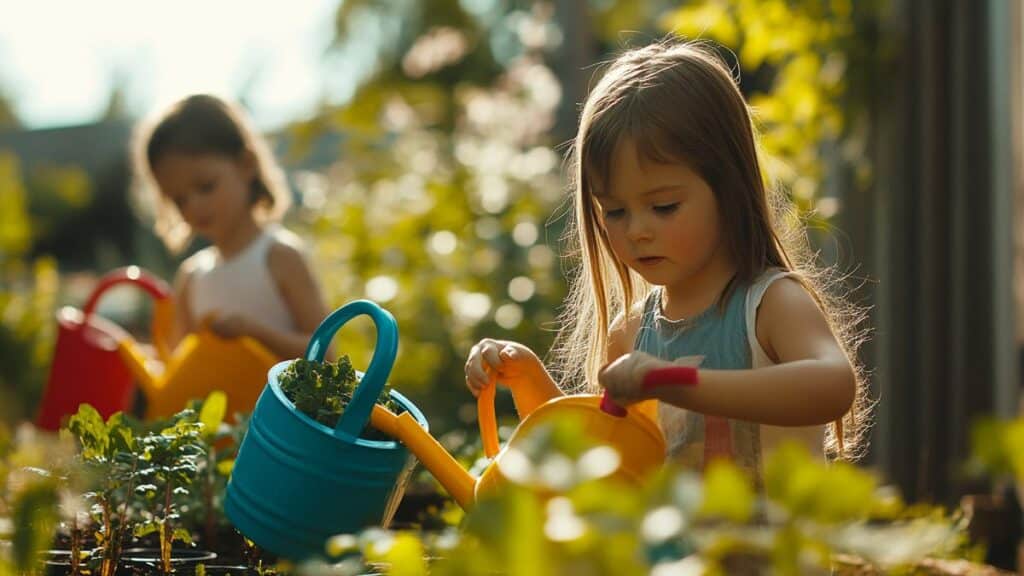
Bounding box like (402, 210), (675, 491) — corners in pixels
(634, 279), (762, 476)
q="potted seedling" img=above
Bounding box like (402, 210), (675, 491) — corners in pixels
(130, 408), (216, 575)
(66, 405), (144, 576)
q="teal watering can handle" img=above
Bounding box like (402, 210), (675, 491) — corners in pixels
(304, 300), (398, 438)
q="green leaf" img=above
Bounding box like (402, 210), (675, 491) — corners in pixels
(67, 404), (108, 460)
(172, 528), (193, 544)
(134, 521), (160, 538)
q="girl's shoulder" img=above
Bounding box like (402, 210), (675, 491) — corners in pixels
(751, 269), (821, 363)
(265, 226), (314, 279)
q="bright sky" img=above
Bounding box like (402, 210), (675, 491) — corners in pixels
(0, 0), (360, 131)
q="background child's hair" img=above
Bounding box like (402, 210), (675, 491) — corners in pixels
(131, 94), (291, 253)
(551, 38), (873, 461)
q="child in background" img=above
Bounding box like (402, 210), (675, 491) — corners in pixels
(464, 40), (872, 478)
(133, 94), (328, 361)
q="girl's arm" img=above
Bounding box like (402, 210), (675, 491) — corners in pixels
(602, 278), (856, 427)
(247, 240), (329, 360)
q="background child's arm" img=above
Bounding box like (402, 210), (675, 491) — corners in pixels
(611, 278), (855, 426)
(245, 240), (329, 360)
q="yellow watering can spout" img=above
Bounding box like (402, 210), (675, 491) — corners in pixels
(370, 405), (477, 510)
(368, 371), (671, 512)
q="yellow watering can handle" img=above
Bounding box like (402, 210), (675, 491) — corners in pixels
(478, 380), (499, 459)
(151, 299), (174, 363)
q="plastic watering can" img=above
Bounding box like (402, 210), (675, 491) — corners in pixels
(224, 300), (427, 561)
(117, 324), (279, 421)
(36, 267), (173, 430)
(368, 365), (696, 511)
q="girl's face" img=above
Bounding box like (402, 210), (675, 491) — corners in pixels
(152, 152), (256, 244)
(595, 138), (732, 298)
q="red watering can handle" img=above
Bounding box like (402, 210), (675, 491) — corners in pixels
(599, 365), (699, 417)
(81, 266), (173, 359)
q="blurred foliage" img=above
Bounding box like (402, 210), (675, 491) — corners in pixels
(582, 0), (884, 224)
(0, 423), (83, 576)
(0, 152), (59, 424)
(968, 417), (1024, 484)
(318, 424), (972, 575)
(24, 163), (92, 250)
(287, 3), (566, 432)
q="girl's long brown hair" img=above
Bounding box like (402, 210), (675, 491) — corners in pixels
(131, 94), (291, 253)
(550, 39), (872, 460)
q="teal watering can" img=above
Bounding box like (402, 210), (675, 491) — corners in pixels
(224, 300), (428, 561)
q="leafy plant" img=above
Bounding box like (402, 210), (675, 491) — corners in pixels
(278, 356), (399, 436)
(132, 410), (206, 575)
(66, 405), (144, 576)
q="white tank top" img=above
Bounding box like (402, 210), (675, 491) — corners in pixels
(189, 226), (296, 334)
(746, 270), (825, 460)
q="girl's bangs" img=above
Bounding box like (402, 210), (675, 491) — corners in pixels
(582, 102), (696, 199)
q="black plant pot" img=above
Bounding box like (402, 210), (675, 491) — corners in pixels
(39, 549), (76, 576)
(189, 565), (254, 576)
(117, 548), (217, 575)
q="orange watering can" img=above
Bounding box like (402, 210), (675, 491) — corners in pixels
(36, 266), (173, 430)
(118, 326), (280, 421)
(368, 367), (697, 510)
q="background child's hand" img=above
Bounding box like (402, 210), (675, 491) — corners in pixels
(203, 312), (254, 340)
(464, 338), (544, 397)
(598, 351), (673, 405)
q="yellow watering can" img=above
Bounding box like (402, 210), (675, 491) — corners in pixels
(369, 367), (695, 510)
(117, 316), (280, 421)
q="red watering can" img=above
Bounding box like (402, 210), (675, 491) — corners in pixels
(36, 266), (173, 430)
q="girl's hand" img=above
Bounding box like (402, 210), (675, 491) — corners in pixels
(598, 351), (674, 405)
(464, 339), (544, 397)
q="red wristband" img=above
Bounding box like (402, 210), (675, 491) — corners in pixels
(642, 366), (699, 390)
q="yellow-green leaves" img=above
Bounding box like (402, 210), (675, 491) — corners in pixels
(365, 532), (430, 576)
(764, 442), (877, 523)
(969, 417), (1024, 482)
(659, 0), (862, 220)
(198, 390), (227, 441)
(699, 459), (755, 523)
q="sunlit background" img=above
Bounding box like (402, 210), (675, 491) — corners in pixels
(2, 0), (1023, 531)
(2, 0), (363, 130)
